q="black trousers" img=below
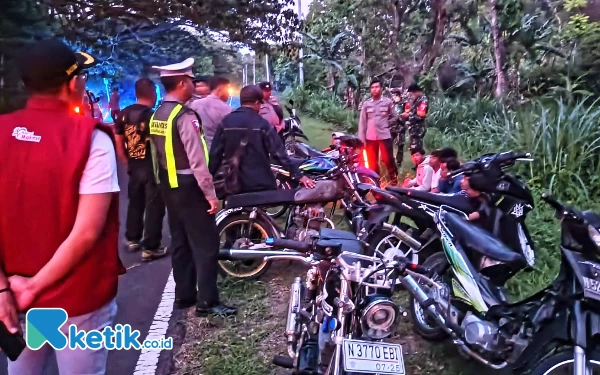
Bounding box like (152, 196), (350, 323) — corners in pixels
(365, 139), (398, 182)
(125, 160), (165, 250)
(159, 170), (220, 307)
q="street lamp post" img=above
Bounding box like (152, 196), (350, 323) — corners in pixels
(297, 0), (304, 86)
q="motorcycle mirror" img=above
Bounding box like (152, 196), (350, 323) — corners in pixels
(289, 99), (295, 106)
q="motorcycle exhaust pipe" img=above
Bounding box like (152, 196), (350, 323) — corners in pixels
(286, 277), (303, 358)
(382, 223), (421, 250)
(219, 249), (306, 260)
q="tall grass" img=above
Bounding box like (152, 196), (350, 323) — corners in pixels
(283, 86), (358, 130)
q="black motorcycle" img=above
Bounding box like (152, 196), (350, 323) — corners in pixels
(402, 193), (600, 375)
(362, 151), (537, 271)
(216, 144), (377, 280)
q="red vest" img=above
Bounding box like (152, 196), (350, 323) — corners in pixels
(0, 97), (125, 317)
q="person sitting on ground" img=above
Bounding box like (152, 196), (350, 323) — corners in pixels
(432, 158), (463, 194)
(429, 149), (443, 191)
(402, 147), (434, 191)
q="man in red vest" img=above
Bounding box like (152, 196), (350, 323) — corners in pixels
(0, 39), (125, 374)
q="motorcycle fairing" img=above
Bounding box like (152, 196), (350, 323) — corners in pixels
(563, 248), (600, 303)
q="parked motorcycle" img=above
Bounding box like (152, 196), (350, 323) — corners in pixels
(403, 193), (600, 374)
(219, 228), (432, 375)
(267, 135), (379, 218)
(216, 142), (375, 280)
(362, 151), (536, 269)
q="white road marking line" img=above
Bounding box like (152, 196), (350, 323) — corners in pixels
(133, 269), (176, 375)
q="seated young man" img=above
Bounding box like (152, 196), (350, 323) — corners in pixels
(432, 158), (463, 194)
(402, 147), (434, 191)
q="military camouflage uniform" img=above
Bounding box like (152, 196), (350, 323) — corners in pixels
(391, 90), (410, 166)
(403, 94), (428, 152)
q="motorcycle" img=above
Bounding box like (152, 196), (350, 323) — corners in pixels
(402, 193), (600, 375)
(361, 151), (537, 269)
(280, 99), (319, 158)
(267, 134), (379, 218)
(216, 143), (376, 280)
(219, 228), (433, 375)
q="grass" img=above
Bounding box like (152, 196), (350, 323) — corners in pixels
(174, 101), (600, 374)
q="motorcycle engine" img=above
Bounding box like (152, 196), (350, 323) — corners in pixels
(460, 312), (503, 353)
(294, 204), (327, 242)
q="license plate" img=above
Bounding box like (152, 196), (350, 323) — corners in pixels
(342, 339), (405, 374)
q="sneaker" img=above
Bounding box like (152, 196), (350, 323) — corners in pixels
(142, 247), (168, 262)
(127, 241), (141, 252)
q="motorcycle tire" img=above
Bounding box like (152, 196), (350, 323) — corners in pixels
(217, 213), (278, 281)
(529, 349), (600, 375)
(409, 252), (450, 342)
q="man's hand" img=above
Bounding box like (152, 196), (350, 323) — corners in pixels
(0, 290), (20, 335)
(7, 276), (37, 312)
(207, 199), (220, 214)
(402, 178), (413, 188)
(299, 176), (317, 189)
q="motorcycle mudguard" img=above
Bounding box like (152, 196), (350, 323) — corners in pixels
(360, 204), (394, 237)
(215, 206), (282, 236)
(356, 165), (379, 180)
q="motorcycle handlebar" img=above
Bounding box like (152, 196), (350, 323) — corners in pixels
(447, 151), (532, 178)
(394, 256), (432, 275)
(541, 192), (563, 211)
(266, 238), (311, 253)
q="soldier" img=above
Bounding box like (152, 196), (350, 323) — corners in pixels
(400, 83), (429, 152)
(390, 87), (408, 167)
(358, 78), (398, 185)
(149, 58), (237, 316)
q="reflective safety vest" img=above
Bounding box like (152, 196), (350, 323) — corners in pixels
(149, 103), (209, 188)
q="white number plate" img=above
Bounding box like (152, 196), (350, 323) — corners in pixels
(342, 339), (405, 374)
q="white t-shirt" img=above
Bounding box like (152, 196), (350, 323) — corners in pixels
(432, 168), (441, 190)
(79, 129), (120, 194)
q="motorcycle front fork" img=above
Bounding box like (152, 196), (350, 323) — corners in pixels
(574, 346), (592, 375)
(324, 277), (349, 375)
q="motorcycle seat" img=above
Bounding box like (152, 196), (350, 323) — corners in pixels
(444, 212), (527, 268)
(318, 228), (370, 265)
(224, 189), (299, 209)
(386, 187), (476, 213)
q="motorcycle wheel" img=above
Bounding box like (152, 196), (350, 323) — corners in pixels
(409, 252), (450, 341)
(217, 213), (277, 280)
(368, 225), (418, 263)
(358, 174), (379, 188)
(529, 349), (600, 375)
(265, 177), (291, 219)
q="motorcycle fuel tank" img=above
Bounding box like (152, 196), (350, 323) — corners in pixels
(299, 157), (336, 173)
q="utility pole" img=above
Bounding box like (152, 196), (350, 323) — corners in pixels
(297, 0), (305, 86)
(253, 54), (256, 85)
(265, 54), (270, 82)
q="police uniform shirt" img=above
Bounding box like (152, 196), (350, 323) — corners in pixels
(259, 97), (284, 132)
(151, 94), (217, 201)
(189, 94), (233, 150)
(358, 97), (397, 142)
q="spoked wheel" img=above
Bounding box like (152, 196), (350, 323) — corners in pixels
(368, 224), (418, 263)
(530, 349), (600, 375)
(217, 214), (277, 280)
(409, 252), (450, 341)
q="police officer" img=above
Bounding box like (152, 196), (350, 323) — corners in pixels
(149, 58), (236, 316)
(358, 78), (399, 185)
(400, 83), (428, 152)
(258, 81), (285, 133)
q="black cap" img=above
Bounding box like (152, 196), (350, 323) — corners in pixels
(258, 81), (272, 91)
(193, 75), (210, 84)
(240, 85), (264, 104)
(17, 38), (97, 91)
(407, 83), (422, 92)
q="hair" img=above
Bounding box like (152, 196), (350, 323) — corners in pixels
(193, 75), (210, 84)
(210, 76), (230, 91)
(160, 76), (186, 92)
(407, 83), (422, 92)
(445, 158), (460, 171)
(369, 78), (382, 88)
(112, 87), (118, 92)
(135, 78), (156, 99)
(410, 147), (426, 155)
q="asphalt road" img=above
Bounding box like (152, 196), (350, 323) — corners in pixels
(0, 160), (175, 375)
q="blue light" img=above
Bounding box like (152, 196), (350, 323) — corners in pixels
(328, 318), (338, 331)
(265, 238), (274, 245)
(155, 83), (162, 109)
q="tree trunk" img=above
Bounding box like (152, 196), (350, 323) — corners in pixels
(490, 0), (508, 98)
(421, 0), (447, 73)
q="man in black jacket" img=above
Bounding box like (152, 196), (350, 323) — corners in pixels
(209, 85), (315, 192)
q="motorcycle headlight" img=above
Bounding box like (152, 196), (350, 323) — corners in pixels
(588, 225), (600, 249)
(360, 298), (398, 340)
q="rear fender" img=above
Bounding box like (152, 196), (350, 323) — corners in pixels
(215, 207), (282, 236)
(363, 204), (394, 234)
